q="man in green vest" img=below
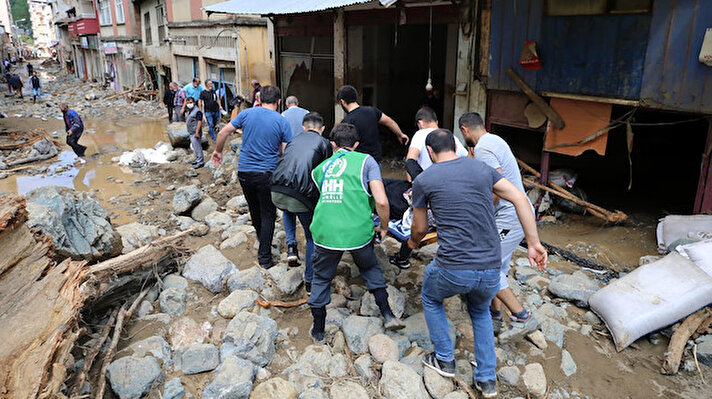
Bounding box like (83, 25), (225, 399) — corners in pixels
(308, 123), (404, 344)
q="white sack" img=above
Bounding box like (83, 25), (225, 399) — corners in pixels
(679, 240), (712, 277)
(589, 252), (712, 351)
(656, 215), (712, 252)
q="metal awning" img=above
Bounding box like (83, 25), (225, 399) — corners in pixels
(203, 0), (394, 16)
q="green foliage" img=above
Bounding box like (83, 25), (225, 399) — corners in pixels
(9, 0), (32, 32)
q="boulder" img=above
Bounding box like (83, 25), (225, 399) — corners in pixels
(126, 336), (172, 365)
(698, 339), (712, 366)
(360, 285), (405, 318)
(182, 245), (237, 293)
(205, 211), (232, 232)
(416, 243), (438, 260)
(221, 232), (248, 250)
(227, 267), (266, 293)
(159, 287), (186, 317)
(163, 377), (185, 399)
(299, 388), (328, 399)
(169, 317), (210, 349)
(342, 315), (385, 354)
(167, 122), (209, 148)
(548, 272), (600, 306)
(163, 274), (188, 291)
(26, 186), (122, 261)
(176, 343), (220, 374)
(560, 349), (577, 377)
(380, 360), (425, 399)
(354, 355), (374, 380)
(106, 356), (161, 399)
(526, 330), (548, 350)
(498, 365), (521, 386)
(218, 289), (258, 318)
(268, 264), (305, 295)
(223, 311), (278, 367)
(251, 377), (298, 399)
(226, 195), (248, 212)
(368, 334), (399, 363)
(116, 222), (159, 253)
(522, 363), (547, 397)
(172, 185), (203, 215)
(329, 381), (369, 399)
(402, 312), (456, 352)
(191, 197), (218, 222)
(423, 366), (455, 399)
(202, 356), (256, 399)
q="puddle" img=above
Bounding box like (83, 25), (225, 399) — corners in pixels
(0, 117), (169, 210)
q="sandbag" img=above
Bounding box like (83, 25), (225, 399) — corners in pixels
(589, 252), (712, 351)
(679, 240), (712, 277)
(656, 215), (712, 253)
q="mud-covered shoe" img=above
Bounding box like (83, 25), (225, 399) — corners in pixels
(287, 244), (300, 267)
(383, 314), (405, 331)
(475, 379), (498, 398)
(389, 254), (411, 269)
(422, 352), (455, 378)
(498, 311), (538, 342)
(305, 281), (312, 295)
(310, 327), (325, 345)
(492, 317), (504, 336)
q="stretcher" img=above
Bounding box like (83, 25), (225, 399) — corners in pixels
(375, 217), (438, 246)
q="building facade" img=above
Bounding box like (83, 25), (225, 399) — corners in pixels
(29, 0), (57, 56)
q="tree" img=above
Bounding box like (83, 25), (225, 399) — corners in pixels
(9, 0), (32, 33)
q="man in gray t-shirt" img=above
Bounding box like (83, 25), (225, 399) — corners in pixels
(459, 112), (538, 343)
(281, 96), (309, 137)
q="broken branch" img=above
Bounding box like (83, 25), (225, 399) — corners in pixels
(70, 308), (119, 397)
(662, 307), (711, 375)
(257, 298), (308, 308)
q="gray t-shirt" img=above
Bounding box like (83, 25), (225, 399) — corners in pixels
(474, 133), (530, 229)
(281, 105), (309, 137)
(412, 156), (503, 270)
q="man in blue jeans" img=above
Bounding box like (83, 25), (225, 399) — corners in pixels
(270, 112), (332, 293)
(199, 79), (224, 143)
(408, 129), (547, 398)
(211, 86), (292, 268)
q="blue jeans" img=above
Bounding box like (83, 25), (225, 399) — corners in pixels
(421, 262), (500, 382)
(32, 87), (41, 100)
(283, 210), (315, 282)
(204, 111), (220, 142)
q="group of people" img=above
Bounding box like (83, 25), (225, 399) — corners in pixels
(209, 83), (548, 397)
(4, 62), (42, 103)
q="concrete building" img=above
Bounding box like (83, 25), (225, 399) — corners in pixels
(97, 0), (142, 90)
(29, 0), (57, 55)
(0, 0), (11, 38)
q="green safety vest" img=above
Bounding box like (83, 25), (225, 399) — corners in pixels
(310, 149), (376, 250)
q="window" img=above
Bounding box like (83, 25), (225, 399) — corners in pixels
(115, 0), (125, 24)
(99, 0), (111, 26)
(144, 12), (152, 45)
(156, 5), (166, 43)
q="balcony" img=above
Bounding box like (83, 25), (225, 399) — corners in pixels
(68, 17), (100, 37)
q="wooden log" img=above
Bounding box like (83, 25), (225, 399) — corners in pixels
(662, 307), (711, 375)
(6, 151), (57, 167)
(70, 308), (119, 397)
(506, 67), (565, 129)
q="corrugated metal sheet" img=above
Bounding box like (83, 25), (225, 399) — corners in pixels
(204, 0), (388, 15)
(488, 0), (650, 100)
(640, 0), (712, 114)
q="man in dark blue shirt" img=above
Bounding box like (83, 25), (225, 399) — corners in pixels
(408, 129), (547, 398)
(60, 103), (87, 160)
(211, 86), (292, 268)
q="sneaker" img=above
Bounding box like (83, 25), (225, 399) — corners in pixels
(305, 281), (312, 295)
(492, 317), (503, 336)
(383, 313), (405, 331)
(259, 260), (276, 269)
(498, 312), (538, 343)
(192, 162), (204, 169)
(76, 157), (86, 165)
(287, 244), (300, 267)
(389, 254), (411, 269)
(309, 327), (325, 345)
(421, 352), (455, 378)
(475, 379), (498, 398)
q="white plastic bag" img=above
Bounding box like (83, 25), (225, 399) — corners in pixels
(589, 252), (712, 351)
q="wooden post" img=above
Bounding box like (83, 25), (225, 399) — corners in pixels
(540, 150), (551, 185)
(694, 119), (712, 213)
(334, 9), (346, 124)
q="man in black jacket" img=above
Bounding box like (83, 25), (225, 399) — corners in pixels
(163, 82), (177, 122)
(271, 112), (332, 293)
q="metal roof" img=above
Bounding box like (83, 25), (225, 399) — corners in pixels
(203, 0), (393, 16)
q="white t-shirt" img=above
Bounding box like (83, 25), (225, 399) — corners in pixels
(409, 127), (469, 170)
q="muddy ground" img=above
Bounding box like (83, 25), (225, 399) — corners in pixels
(1, 64), (709, 399)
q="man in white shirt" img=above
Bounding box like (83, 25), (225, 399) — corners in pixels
(389, 107), (469, 269)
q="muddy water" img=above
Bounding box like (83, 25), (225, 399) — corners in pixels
(0, 117), (169, 207)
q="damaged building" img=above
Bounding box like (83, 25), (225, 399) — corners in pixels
(204, 0), (712, 215)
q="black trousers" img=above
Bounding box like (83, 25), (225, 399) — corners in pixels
(167, 106), (174, 121)
(238, 171), (276, 266)
(66, 131), (86, 157)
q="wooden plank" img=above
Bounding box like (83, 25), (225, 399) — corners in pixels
(477, 0), (491, 78)
(661, 0), (695, 105)
(540, 150), (551, 185)
(506, 67), (565, 129)
(540, 91), (640, 106)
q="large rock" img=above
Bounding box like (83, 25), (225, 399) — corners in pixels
(268, 264), (305, 295)
(26, 186), (122, 261)
(159, 287), (187, 317)
(176, 343), (219, 374)
(106, 356), (161, 399)
(402, 312), (456, 352)
(498, 365), (521, 386)
(251, 377), (298, 399)
(342, 315), (385, 354)
(227, 267), (266, 293)
(548, 272), (600, 306)
(167, 122), (208, 148)
(172, 185), (203, 215)
(698, 339), (712, 366)
(226, 195), (248, 212)
(360, 285), (405, 318)
(221, 232), (248, 250)
(191, 197), (218, 222)
(560, 349), (577, 377)
(423, 367), (455, 399)
(218, 289), (258, 318)
(522, 363), (547, 397)
(116, 222), (159, 253)
(205, 211), (233, 232)
(368, 334), (399, 363)
(182, 245), (237, 293)
(125, 336), (172, 365)
(202, 355), (256, 399)
(163, 377), (185, 399)
(380, 360), (426, 399)
(169, 317), (210, 349)
(354, 355), (374, 380)
(329, 381), (369, 399)
(223, 311), (278, 367)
